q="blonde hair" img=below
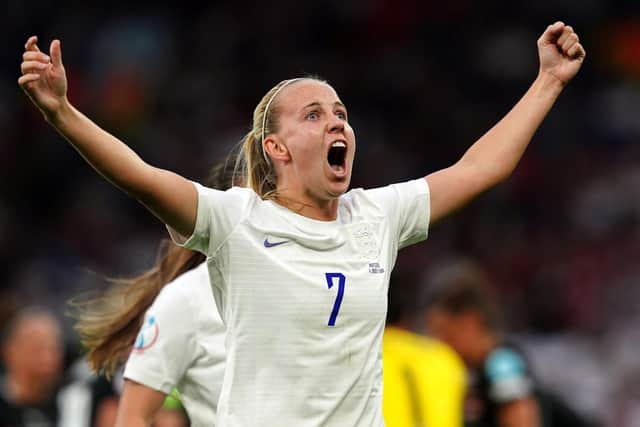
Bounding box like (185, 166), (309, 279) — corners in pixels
(71, 243), (205, 376)
(234, 77), (326, 199)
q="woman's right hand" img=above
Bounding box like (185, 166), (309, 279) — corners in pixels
(18, 36), (68, 121)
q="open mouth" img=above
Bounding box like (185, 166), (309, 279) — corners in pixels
(327, 141), (347, 172)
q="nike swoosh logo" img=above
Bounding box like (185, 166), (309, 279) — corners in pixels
(264, 238), (289, 248)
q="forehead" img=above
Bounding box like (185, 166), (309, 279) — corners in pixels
(276, 80), (342, 113)
(13, 315), (60, 338)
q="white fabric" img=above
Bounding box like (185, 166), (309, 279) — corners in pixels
(57, 382), (93, 427)
(123, 263), (226, 427)
(173, 179), (430, 427)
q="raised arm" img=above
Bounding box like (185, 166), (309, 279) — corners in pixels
(426, 22), (586, 224)
(18, 36), (197, 237)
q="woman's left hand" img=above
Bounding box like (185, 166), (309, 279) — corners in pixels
(537, 21), (586, 86)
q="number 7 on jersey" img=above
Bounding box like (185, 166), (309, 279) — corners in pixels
(325, 272), (346, 327)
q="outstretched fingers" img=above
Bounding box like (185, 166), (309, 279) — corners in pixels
(19, 36), (46, 91)
(18, 73), (41, 86)
(25, 35), (41, 53)
(20, 38), (50, 81)
(21, 60), (49, 74)
(49, 39), (63, 68)
(23, 50), (50, 63)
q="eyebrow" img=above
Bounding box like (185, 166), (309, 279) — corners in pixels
(301, 101), (347, 111)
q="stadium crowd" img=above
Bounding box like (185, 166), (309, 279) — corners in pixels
(2, 1), (640, 425)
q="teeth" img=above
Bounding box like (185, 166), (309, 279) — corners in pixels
(331, 141), (346, 148)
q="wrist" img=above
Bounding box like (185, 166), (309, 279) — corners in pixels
(532, 71), (565, 99)
(45, 96), (73, 127)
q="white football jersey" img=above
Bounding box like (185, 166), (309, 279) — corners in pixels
(123, 263), (225, 426)
(174, 178), (430, 427)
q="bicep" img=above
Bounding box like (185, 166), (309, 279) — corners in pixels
(498, 398), (541, 427)
(115, 380), (167, 427)
(425, 159), (489, 225)
(136, 167), (198, 238)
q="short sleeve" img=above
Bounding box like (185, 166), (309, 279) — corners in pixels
(123, 280), (198, 394)
(485, 348), (533, 403)
(365, 178), (430, 249)
(168, 182), (255, 255)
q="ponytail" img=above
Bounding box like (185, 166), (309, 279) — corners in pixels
(71, 243), (204, 376)
(236, 130), (277, 198)
(72, 156), (238, 377)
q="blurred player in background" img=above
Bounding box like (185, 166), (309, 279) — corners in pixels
(69, 159), (239, 426)
(0, 307), (64, 426)
(424, 259), (594, 427)
(18, 21), (585, 426)
(382, 271), (466, 427)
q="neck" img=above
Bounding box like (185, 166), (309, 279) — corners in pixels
(273, 189), (340, 221)
(6, 374), (51, 405)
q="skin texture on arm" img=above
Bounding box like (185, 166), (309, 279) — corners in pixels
(426, 22), (586, 224)
(114, 380), (168, 427)
(498, 398), (541, 427)
(18, 36), (197, 237)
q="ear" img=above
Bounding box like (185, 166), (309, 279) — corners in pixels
(264, 135), (291, 163)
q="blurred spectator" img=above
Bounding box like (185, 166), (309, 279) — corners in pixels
(58, 359), (189, 426)
(382, 272), (466, 427)
(57, 358), (122, 427)
(423, 259), (593, 427)
(0, 307), (64, 427)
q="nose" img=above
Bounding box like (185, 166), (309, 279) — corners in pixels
(328, 117), (344, 133)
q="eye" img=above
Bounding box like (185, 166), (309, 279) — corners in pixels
(336, 110), (347, 120)
(306, 111), (319, 120)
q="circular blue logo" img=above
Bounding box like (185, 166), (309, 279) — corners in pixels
(133, 315), (159, 352)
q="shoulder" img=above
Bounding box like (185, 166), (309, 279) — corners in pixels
(339, 186), (385, 218)
(170, 262), (211, 296)
(343, 179), (429, 211)
(420, 336), (465, 367)
(412, 334), (466, 376)
(483, 345), (534, 402)
(384, 328), (463, 369)
(194, 183), (261, 214)
(148, 263), (212, 318)
(197, 183), (258, 203)
(484, 346), (530, 381)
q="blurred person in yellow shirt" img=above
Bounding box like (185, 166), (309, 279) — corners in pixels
(423, 259), (593, 427)
(383, 271), (466, 427)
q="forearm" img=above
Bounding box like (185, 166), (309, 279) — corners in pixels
(458, 72), (564, 185)
(46, 99), (197, 236)
(47, 99), (154, 198)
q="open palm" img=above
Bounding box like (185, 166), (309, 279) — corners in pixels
(19, 36), (68, 119)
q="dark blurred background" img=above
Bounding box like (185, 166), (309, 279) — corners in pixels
(2, 0), (640, 425)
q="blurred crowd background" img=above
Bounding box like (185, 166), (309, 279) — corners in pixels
(2, 0), (640, 425)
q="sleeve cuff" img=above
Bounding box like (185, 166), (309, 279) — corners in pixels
(166, 181), (207, 251)
(123, 367), (175, 395)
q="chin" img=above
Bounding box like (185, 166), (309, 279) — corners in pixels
(326, 182), (350, 198)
